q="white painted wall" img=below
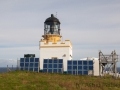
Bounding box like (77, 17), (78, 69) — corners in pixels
(93, 59), (99, 76)
(40, 40), (72, 71)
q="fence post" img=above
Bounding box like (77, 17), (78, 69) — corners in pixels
(12, 65), (13, 71)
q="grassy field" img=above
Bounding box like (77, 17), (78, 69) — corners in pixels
(0, 71), (120, 90)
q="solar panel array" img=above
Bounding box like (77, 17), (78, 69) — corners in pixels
(67, 60), (93, 75)
(20, 58), (39, 72)
(19, 57), (93, 75)
(43, 59), (63, 73)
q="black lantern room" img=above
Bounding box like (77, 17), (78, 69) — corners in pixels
(44, 14), (60, 35)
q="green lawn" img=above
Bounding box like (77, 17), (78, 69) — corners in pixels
(0, 71), (120, 90)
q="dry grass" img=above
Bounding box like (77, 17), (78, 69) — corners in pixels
(0, 71), (120, 90)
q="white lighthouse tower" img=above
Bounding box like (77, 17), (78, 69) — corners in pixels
(39, 14), (72, 72)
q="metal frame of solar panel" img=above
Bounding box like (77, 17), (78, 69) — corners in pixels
(20, 57), (39, 72)
(67, 60), (93, 75)
(43, 59), (63, 73)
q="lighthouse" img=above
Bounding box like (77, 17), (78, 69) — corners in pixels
(39, 14), (72, 72)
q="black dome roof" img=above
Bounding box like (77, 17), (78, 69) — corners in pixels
(45, 14), (60, 24)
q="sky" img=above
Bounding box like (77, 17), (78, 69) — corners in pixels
(0, 0), (120, 67)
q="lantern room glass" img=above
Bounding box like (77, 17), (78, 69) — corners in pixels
(44, 23), (60, 35)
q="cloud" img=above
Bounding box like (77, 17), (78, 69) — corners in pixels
(62, 28), (120, 45)
(0, 46), (39, 59)
(0, 0), (120, 66)
(0, 59), (17, 67)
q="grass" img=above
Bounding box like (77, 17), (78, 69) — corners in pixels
(0, 71), (120, 90)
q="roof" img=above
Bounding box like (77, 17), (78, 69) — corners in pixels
(45, 14), (60, 24)
(80, 57), (99, 60)
(24, 54), (35, 58)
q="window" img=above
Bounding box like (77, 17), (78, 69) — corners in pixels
(73, 61), (77, 65)
(68, 66), (72, 70)
(29, 63), (34, 67)
(43, 64), (47, 68)
(89, 66), (93, 70)
(25, 58), (29, 62)
(78, 71), (82, 75)
(34, 68), (38, 71)
(20, 63), (24, 67)
(73, 66), (77, 70)
(58, 69), (62, 73)
(44, 59), (48, 63)
(73, 71), (77, 75)
(20, 58), (24, 62)
(48, 64), (52, 68)
(34, 63), (38, 67)
(49, 60), (52, 63)
(78, 66), (82, 70)
(54, 60), (57, 63)
(59, 59), (63, 63)
(53, 64), (57, 68)
(58, 64), (62, 68)
(83, 66), (88, 70)
(53, 69), (57, 73)
(45, 25), (50, 34)
(83, 71), (88, 75)
(35, 58), (39, 62)
(30, 58), (34, 62)
(48, 69), (52, 73)
(54, 25), (58, 31)
(78, 61), (82, 65)
(68, 61), (72, 65)
(83, 61), (87, 65)
(89, 61), (93, 65)
(25, 63), (29, 67)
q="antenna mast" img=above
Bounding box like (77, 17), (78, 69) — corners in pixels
(56, 12), (57, 17)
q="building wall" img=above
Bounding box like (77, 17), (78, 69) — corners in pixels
(93, 59), (99, 76)
(40, 40), (72, 71)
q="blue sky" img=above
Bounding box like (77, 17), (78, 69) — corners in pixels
(0, 0), (120, 67)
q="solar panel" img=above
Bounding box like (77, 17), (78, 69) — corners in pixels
(43, 59), (63, 73)
(20, 57), (39, 72)
(67, 60), (93, 75)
